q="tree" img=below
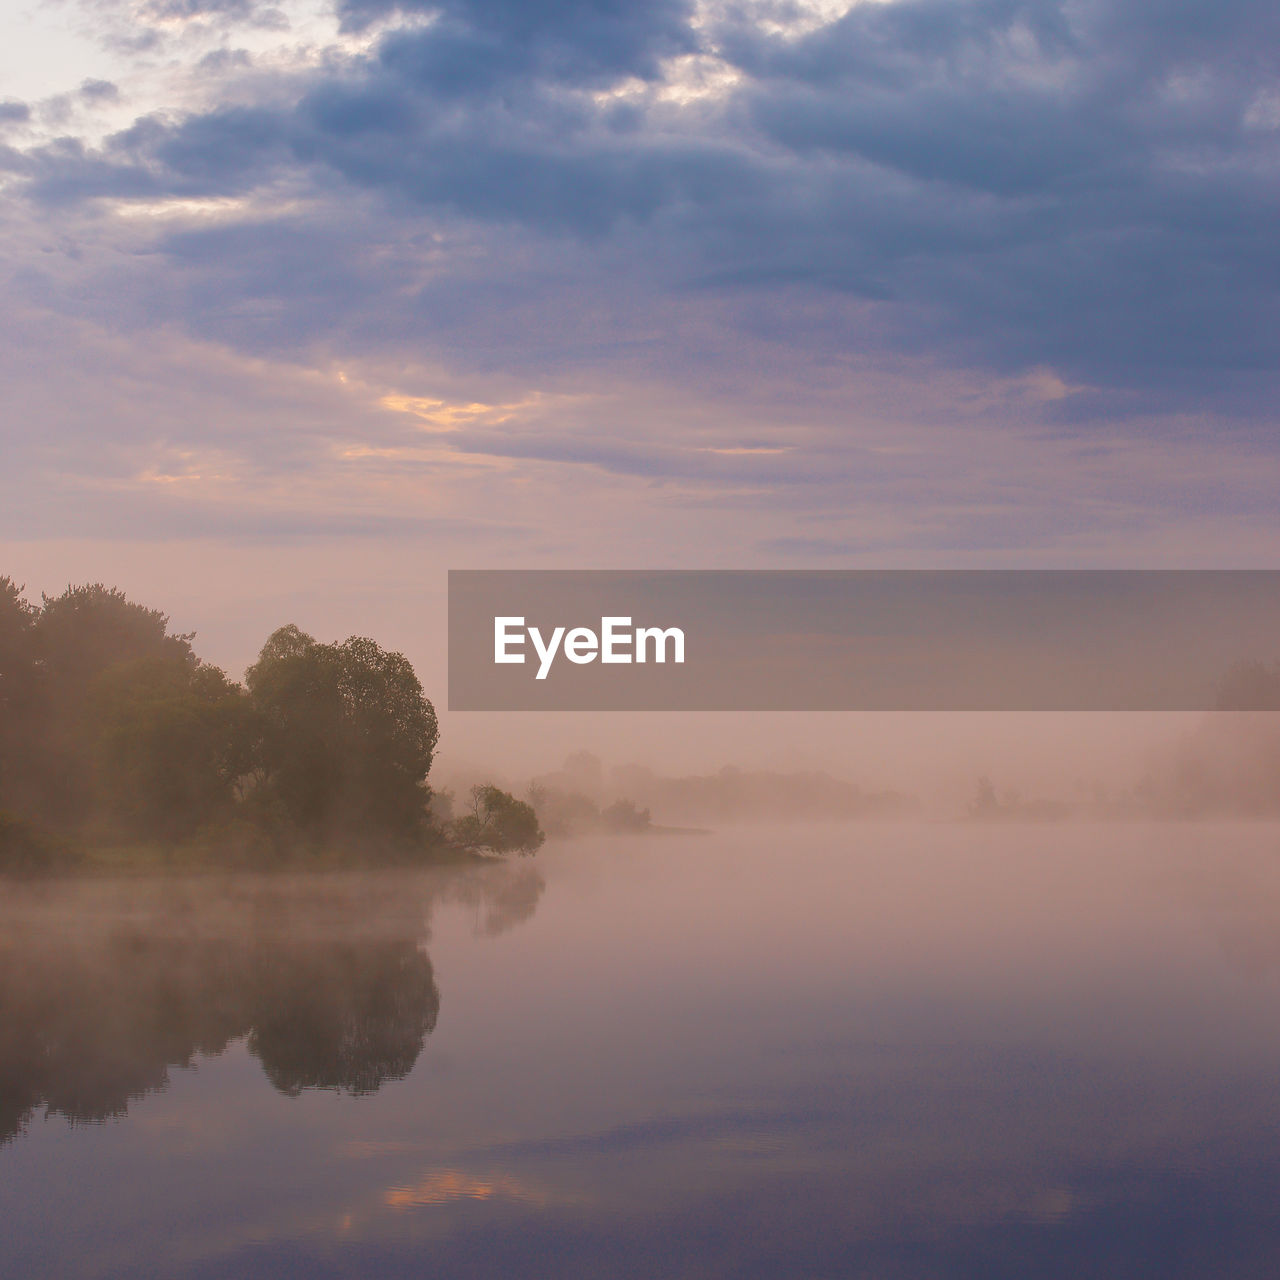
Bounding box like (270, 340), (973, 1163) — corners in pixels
(451, 784), (545, 855)
(30, 584), (197, 826)
(0, 811), (73, 876)
(0, 579), (41, 817)
(245, 626), (439, 841)
(37, 583), (192, 693)
(1217, 659), (1280, 711)
(92, 656), (256, 839)
(0, 577), (38, 708)
(527, 782), (599, 837)
(601, 797), (651, 832)
(0, 576), (454, 863)
(969, 776), (1000, 817)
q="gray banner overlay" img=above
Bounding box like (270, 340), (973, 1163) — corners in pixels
(448, 571), (1280, 711)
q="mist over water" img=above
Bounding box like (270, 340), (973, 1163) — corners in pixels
(436, 709), (1280, 825)
(6, 824), (1280, 1277)
(0, 866), (543, 1144)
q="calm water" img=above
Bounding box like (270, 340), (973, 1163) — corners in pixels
(5, 824), (1280, 1278)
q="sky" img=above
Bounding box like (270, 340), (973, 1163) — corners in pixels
(1, 0), (1278, 781)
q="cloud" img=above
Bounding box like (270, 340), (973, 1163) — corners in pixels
(5, 0), (1275, 403)
(3, 0), (1280, 560)
(340, 0), (697, 82)
(79, 79), (120, 102)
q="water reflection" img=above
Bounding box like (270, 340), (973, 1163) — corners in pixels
(7, 828), (1280, 1279)
(0, 864), (544, 1142)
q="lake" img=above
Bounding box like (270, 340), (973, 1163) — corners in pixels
(4, 823), (1280, 1278)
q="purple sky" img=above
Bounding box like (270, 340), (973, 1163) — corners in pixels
(2, 0), (1277, 777)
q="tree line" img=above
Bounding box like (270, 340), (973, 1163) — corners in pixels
(0, 577), (542, 868)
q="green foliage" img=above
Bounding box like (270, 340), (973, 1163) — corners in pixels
(246, 626), (439, 842)
(451, 784), (545, 855)
(37, 583), (191, 690)
(8, 583), (199, 826)
(92, 657), (257, 839)
(0, 573), (445, 869)
(0, 812), (75, 876)
(0, 579), (41, 816)
(0, 577), (38, 703)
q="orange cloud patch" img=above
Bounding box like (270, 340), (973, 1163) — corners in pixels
(379, 394), (539, 432)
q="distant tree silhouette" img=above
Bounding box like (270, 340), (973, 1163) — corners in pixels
(601, 797), (652, 832)
(968, 776), (1001, 817)
(1216, 659), (1280, 711)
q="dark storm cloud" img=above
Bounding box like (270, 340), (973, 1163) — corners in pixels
(342, 0), (697, 85)
(708, 0), (1280, 382)
(6, 0), (1279, 404)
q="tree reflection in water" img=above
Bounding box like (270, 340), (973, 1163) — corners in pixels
(249, 940), (438, 1096)
(0, 863), (544, 1141)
